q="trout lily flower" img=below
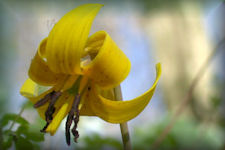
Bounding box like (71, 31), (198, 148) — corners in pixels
(20, 4), (161, 145)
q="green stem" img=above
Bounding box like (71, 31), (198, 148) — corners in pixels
(8, 106), (26, 131)
(113, 85), (132, 150)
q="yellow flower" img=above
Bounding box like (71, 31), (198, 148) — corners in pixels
(20, 4), (161, 145)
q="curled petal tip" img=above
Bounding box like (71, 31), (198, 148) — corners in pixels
(86, 63), (161, 123)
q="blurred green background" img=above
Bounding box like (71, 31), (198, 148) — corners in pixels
(0, 0), (225, 149)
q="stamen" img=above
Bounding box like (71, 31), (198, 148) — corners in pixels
(45, 91), (61, 123)
(71, 109), (80, 143)
(65, 94), (81, 145)
(65, 110), (74, 145)
(40, 122), (50, 133)
(38, 91), (61, 133)
(33, 91), (53, 108)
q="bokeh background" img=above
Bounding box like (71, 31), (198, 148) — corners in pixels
(0, 0), (225, 149)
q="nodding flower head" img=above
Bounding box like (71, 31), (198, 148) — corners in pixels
(20, 3), (161, 146)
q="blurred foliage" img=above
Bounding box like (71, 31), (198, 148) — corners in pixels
(134, 118), (224, 150)
(0, 107), (45, 150)
(1, 113), (224, 150)
(130, 0), (222, 13)
(74, 117), (224, 150)
(76, 134), (123, 150)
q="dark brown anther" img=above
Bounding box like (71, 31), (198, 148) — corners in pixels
(88, 86), (91, 91)
(72, 110), (80, 143)
(40, 122), (50, 133)
(45, 91), (61, 123)
(34, 92), (52, 108)
(72, 129), (79, 143)
(65, 111), (74, 146)
(65, 94), (81, 145)
(45, 107), (56, 123)
(38, 91), (61, 134)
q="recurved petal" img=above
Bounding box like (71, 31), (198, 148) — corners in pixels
(79, 87), (115, 116)
(82, 31), (131, 89)
(28, 38), (64, 86)
(88, 63), (161, 123)
(45, 4), (103, 74)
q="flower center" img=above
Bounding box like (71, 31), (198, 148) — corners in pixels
(34, 75), (87, 145)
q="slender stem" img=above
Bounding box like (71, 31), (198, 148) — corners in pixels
(9, 106), (26, 131)
(113, 85), (132, 150)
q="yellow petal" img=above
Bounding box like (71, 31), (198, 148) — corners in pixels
(78, 76), (89, 94)
(88, 63), (161, 123)
(79, 86), (115, 116)
(83, 31), (131, 89)
(20, 78), (67, 119)
(100, 89), (115, 100)
(20, 78), (39, 99)
(46, 94), (74, 135)
(28, 38), (64, 86)
(80, 89), (95, 116)
(20, 79), (54, 119)
(61, 75), (78, 92)
(45, 4), (103, 74)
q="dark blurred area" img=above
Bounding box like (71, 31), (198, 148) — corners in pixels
(0, 0), (225, 149)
